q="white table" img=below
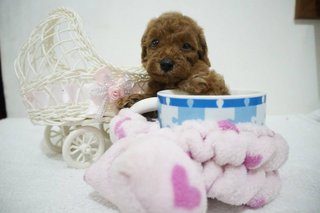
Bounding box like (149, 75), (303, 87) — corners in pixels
(1, 112), (319, 212)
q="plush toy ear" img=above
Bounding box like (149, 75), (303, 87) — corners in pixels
(198, 32), (211, 67)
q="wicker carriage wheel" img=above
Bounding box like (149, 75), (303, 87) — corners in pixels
(44, 125), (70, 153)
(44, 125), (81, 153)
(62, 126), (105, 168)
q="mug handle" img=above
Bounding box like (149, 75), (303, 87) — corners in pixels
(130, 97), (158, 114)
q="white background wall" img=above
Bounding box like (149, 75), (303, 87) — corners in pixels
(0, 0), (319, 117)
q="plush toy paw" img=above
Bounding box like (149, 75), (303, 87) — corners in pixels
(85, 136), (207, 213)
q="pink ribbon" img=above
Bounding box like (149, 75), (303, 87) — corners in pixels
(90, 66), (134, 119)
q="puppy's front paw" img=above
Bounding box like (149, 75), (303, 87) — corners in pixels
(179, 77), (209, 94)
(116, 94), (146, 109)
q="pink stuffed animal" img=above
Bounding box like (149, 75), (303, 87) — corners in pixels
(84, 109), (289, 213)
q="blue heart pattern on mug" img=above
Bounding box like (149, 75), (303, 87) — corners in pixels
(158, 95), (266, 127)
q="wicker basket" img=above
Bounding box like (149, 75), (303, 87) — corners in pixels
(14, 8), (149, 168)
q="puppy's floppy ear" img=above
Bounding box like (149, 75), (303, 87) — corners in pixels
(198, 32), (211, 67)
(141, 19), (156, 64)
(141, 33), (148, 63)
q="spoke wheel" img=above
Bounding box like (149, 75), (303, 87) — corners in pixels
(44, 126), (70, 153)
(62, 126), (105, 168)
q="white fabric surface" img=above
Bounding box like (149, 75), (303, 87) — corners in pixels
(1, 112), (320, 213)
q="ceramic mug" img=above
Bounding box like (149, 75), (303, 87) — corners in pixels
(130, 89), (266, 128)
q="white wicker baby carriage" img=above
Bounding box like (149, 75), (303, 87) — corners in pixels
(14, 8), (149, 168)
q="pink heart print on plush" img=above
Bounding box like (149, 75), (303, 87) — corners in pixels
(172, 165), (201, 210)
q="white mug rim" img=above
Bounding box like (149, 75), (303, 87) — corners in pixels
(157, 89), (266, 99)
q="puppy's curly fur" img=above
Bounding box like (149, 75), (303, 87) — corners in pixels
(118, 12), (229, 108)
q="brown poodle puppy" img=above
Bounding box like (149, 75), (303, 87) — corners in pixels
(117, 12), (229, 108)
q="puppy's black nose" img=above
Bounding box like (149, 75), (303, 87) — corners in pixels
(160, 58), (174, 72)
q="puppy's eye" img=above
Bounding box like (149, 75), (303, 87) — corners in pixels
(182, 42), (192, 50)
(150, 39), (159, 48)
